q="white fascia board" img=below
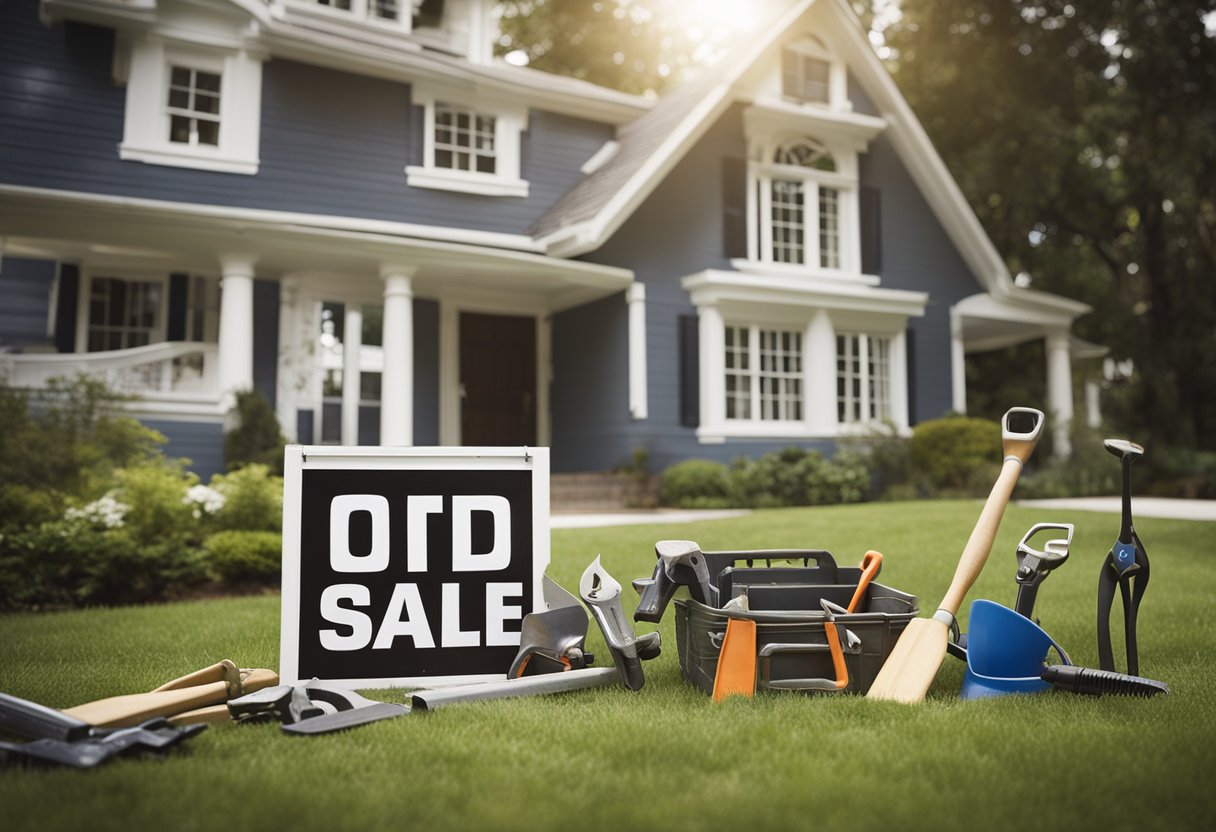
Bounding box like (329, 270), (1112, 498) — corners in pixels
(741, 100), (887, 153)
(681, 269), (928, 317)
(0, 184), (543, 253)
(955, 289), (1090, 326)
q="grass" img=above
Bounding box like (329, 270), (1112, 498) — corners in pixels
(3, 500), (1215, 831)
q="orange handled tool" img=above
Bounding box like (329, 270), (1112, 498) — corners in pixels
(847, 550), (883, 614)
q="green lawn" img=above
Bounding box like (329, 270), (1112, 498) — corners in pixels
(3, 500), (1215, 831)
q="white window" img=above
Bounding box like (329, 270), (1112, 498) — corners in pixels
(752, 137), (850, 270)
(86, 276), (164, 352)
(837, 333), (892, 423)
(119, 38), (262, 175)
(303, 0), (412, 27)
(406, 88), (529, 197)
(724, 324), (804, 423)
(167, 66), (221, 147)
(780, 36), (847, 109)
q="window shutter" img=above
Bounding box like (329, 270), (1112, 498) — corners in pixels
(167, 273), (189, 342)
(905, 327), (917, 425)
(860, 186), (882, 274)
(54, 263), (79, 353)
(679, 315), (700, 427)
(722, 156), (748, 260)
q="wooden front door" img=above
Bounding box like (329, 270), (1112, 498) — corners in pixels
(459, 312), (537, 446)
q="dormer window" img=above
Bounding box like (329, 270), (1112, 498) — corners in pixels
(780, 36), (846, 109)
(406, 86), (528, 197)
(303, 0), (441, 28)
(167, 66), (221, 147)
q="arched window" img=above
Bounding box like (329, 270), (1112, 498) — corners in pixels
(753, 135), (845, 269)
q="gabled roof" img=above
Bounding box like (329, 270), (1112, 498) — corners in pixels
(532, 0), (1089, 318)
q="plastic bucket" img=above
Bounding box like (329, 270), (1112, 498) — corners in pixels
(960, 599), (1063, 700)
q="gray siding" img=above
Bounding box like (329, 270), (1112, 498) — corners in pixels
(144, 420), (225, 481)
(253, 279), (279, 408)
(0, 257), (56, 349)
(0, 1), (614, 235)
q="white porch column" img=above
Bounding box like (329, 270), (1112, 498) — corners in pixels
(889, 330), (909, 430)
(698, 304), (725, 432)
(950, 307), (967, 414)
(805, 309), (837, 434)
(1046, 328), (1074, 457)
(626, 283), (648, 420)
(341, 305), (363, 446)
(1086, 379), (1102, 429)
(217, 254), (256, 410)
(380, 266), (415, 446)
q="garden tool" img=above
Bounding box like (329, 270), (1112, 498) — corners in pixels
(507, 575), (594, 678)
(868, 406), (1044, 703)
(958, 599), (1071, 700)
(1097, 439), (1150, 676)
(0, 690), (206, 768)
(847, 550), (883, 613)
(712, 592), (756, 701)
(634, 539), (723, 621)
(580, 556), (661, 691)
(1014, 523), (1073, 620)
(1040, 664), (1168, 698)
(63, 660), (278, 728)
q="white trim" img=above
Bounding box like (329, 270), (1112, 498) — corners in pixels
(0, 184), (543, 252)
(682, 269), (928, 318)
(404, 166), (529, 198)
(118, 36), (262, 176)
(581, 140), (621, 176)
(626, 283), (648, 420)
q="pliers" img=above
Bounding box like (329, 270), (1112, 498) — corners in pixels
(1096, 440), (1149, 676)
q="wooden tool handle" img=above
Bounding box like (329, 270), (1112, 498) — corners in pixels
(937, 458), (1023, 618)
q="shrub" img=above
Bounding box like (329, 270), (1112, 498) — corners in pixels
(111, 461), (200, 546)
(659, 459), (733, 508)
(0, 515), (209, 610)
(839, 421), (912, 499)
(0, 483), (65, 532)
(225, 389), (287, 474)
(204, 530), (282, 583)
(807, 450), (870, 505)
(209, 464), (283, 532)
(909, 416), (1002, 493)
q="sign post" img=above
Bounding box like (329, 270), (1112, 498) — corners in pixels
(279, 446), (550, 687)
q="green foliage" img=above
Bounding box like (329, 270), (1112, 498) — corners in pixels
(203, 530), (282, 583)
(660, 448), (869, 508)
(111, 462), (200, 547)
(883, 0), (1216, 453)
(0, 483), (65, 532)
(0, 374), (166, 509)
(0, 516), (209, 611)
(839, 421), (913, 498)
(209, 464), (283, 533)
(224, 389), (287, 475)
(658, 459), (734, 508)
(909, 416), (1002, 493)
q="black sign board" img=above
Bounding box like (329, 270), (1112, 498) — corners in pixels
(280, 447), (549, 687)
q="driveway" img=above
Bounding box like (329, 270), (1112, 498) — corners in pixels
(1017, 497), (1216, 521)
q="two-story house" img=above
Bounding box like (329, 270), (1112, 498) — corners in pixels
(0, 0), (1095, 478)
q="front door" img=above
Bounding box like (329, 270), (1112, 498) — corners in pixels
(460, 312), (537, 446)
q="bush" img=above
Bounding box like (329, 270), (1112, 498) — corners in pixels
(225, 389), (287, 474)
(839, 421), (912, 499)
(111, 461), (201, 546)
(0, 515), (210, 610)
(807, 450), (870, 505)
(909, 416), (1002, 493)
(204, 530), (282, 583)
(209, 464), (283, 532)
(659, 459), (733, 508)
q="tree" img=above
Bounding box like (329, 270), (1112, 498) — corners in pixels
(879, 0), (1216, 451)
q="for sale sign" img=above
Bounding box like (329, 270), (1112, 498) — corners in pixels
(279, 447), (550, 687)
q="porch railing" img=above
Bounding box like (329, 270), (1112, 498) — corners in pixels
(1, 342), (221, 414)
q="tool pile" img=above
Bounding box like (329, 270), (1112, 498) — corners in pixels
(0, 407), (1170, 771)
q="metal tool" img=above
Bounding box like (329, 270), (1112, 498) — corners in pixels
(507, 575), (593, 678)
(1097, 439), (1150, 675)
(227, 680), (410, 735)
(580, 556), (659, 691)
(1014, 523), (1073, 619)
(1041, 664), (1168, 697)
(0, 690), (206, 769)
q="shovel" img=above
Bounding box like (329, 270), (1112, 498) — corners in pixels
(868, 407), (1044, 703)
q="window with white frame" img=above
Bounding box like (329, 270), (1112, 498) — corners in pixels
(87, 277), (163, 352)
(753, 137), (848, 270)
(119, 38), (262, 174)
(781, 36), (843, 108)
(167, 66), (221, 147)
(406, 88), (528, 197)
(724, 324), (804, 422)
(837, 333), (892, 423)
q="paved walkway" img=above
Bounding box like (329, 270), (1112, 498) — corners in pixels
(1017, 497), (1216, 521)
(549, 499), (1216, 529)
(550, 509), (751, 529)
